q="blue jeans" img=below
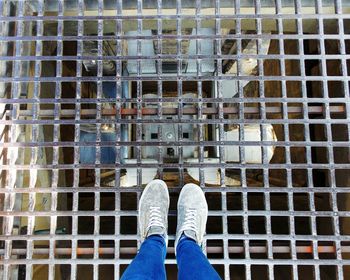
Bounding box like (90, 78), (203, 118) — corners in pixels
(121, 235), (221, 280)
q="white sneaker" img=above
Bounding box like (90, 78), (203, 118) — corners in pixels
(139, 180), (170, 244)
(175, 183), (208, 253)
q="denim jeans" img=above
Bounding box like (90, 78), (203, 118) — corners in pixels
(121, 235), (221, 280)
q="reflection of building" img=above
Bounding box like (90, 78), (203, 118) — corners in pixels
(79, 27), (276, 186)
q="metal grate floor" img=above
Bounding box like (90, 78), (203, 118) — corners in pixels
(1, 0), (350, 279)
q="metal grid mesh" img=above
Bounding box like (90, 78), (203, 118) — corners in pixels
(1, 0), (350, 279)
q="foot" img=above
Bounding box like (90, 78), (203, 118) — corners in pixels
(175, 183), (208, 253)
(139, 180), (170, 244)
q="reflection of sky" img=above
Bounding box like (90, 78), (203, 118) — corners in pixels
(102, 82), (117, 99)
(79, 82), (117, 164)
(80, 131), (117, 164)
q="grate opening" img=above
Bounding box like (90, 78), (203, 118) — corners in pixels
(0, 0), (350, 279)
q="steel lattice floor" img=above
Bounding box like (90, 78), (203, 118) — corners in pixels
(1, 0), (350, 279)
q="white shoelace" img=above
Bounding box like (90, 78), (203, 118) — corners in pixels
(147, 206), (164, 229)
(181, 208), (198, 232)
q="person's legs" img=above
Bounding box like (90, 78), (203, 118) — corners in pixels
(121, 235), (166, 280)
(121, 180), (170, 280)
(175, 184), (221, 280)
(176, 235), (221, 280)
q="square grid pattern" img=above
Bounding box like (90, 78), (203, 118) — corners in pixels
(1, 0), (350, 279)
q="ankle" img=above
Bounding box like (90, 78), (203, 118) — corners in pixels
(146, 233), (168, 247)
(176, 233), (196, 253)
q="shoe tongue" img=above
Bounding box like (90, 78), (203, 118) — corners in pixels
(147, 226), (165, 237)
(183, 230), (197, 241)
